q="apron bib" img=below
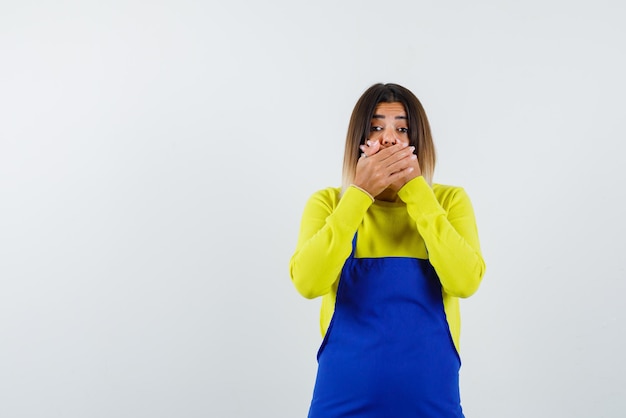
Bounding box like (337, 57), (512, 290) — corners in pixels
(308, 235), (464, 418)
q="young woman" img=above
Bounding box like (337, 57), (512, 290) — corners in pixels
(290, 83), (485, 417)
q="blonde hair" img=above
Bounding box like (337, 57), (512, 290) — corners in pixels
(341, 83), (436, 193)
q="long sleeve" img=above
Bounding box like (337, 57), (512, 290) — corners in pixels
(397, 176), (486, 298)
(289, 186), (374, 299)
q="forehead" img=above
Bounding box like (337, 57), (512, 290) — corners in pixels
(373, 101), (406, 116)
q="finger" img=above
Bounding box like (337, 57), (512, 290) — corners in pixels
(379, 145), (416, 168)
(387, 165), (415, 183)
(367, 140), (381, 154)
(360, 140), (380, 157)
(374, 142), (411, 162)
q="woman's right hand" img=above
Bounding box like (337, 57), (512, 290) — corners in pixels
(352, 141), (417, 197)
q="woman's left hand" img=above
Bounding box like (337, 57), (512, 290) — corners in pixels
(389, 149), (421, 192)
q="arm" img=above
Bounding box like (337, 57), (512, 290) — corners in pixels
(289, 186), (373, 299)
(398, 177), (486, 298)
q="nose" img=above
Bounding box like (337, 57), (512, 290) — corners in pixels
(380, 129), (397, 147)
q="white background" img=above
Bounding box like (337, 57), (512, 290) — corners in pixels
(2, 1), (625, 417)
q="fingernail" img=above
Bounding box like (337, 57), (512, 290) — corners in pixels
(410, 146), (416, 152)
(366, 140), (372, 146)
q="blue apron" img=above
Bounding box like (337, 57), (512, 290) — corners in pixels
(308, 235), (464, 417)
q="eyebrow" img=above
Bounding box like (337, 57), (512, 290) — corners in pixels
(372, 114), (408, 120)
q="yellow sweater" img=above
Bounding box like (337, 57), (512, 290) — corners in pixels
(289, 176), (485, 353)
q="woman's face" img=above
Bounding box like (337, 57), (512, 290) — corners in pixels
(368, 102), (409, 148)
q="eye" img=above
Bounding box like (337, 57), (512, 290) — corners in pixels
(397, 127), (409, 134)
(370, 126), (382, 132)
